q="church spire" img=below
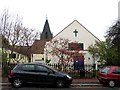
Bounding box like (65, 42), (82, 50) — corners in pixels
(40, 18), (53, 41)
(46, 14), (48, 20)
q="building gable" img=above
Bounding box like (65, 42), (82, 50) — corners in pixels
(53, 20), (100, 50)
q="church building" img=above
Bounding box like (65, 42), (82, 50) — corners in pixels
(44, 20), (100, 66)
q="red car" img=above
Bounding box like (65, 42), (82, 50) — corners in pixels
(97, 66), (120, 87)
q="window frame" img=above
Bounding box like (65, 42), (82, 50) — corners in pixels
(22, 64), (35, 72)
(35, 65), (49, 73)
(100, 67), (110, 73)
(112, 67), (120, 74)
(68, 43), (84, 50)
(35, 65), (55, 74)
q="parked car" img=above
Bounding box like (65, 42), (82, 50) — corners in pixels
(97, 66), (120, 87)
(8, 63), (72, 88)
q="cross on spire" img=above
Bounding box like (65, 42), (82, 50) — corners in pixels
(46, 14), (48, 20)
(73, 29), (78, 37)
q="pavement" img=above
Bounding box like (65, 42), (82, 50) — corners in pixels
(72, 78), (102, 87)
(0, 77), (102, 87)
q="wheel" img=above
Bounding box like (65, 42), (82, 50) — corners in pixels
(108, 80), (115, 87)
(12, 78), (23, 88)
(56, 79), (65, 88)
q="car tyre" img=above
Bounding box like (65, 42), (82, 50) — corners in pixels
(56, 79), (65, 88)
(108, 80), (115, 87)
(12, 78), (23, 88)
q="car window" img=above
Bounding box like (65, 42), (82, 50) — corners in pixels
(113, 67), (120, 74)
(36, 65), (49, 73)
(13, 64), (21, 70)
(22, 64), (35, 71)
(100, 67), (110, 73)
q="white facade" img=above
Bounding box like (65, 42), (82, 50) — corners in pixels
(0, 48), (28, 64)
(31, 54), (44, 63)
(44, 20), (100, 65)
(54, 20), (99, 49)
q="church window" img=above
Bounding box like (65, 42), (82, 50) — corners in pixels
(68, 43), (84, 50)
(79, 43), (84, 50)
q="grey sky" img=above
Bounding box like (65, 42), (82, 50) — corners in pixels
(0, 0), (119, 41)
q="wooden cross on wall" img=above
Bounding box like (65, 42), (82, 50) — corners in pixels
(73, 29), (78, 37)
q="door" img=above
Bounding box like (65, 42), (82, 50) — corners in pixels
(35, 65), (56, 84)
(112, 67), (120, 84)
(21, 64), (36, 83)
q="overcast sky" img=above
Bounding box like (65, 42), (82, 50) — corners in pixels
(0, 0), (119, 41)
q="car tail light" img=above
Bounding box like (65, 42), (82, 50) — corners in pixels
(9, 72), (15, 76)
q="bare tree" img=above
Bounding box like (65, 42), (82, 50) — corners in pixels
(18, 27), (39, 62)
(0, 10), (24, 46)
(0, 9), (38, 63)
(20, 28), (39, 46)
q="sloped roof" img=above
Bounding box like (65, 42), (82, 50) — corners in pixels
(8, 40), (46, 59)
(9, 39), (46, 58)
(8, 45), (31, 57)
(29, 40), (46, 54)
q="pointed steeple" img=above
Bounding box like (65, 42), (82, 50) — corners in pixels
(40, 18), (53, 41)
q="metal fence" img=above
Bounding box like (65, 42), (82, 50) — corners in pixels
(47, 64), (97, 78)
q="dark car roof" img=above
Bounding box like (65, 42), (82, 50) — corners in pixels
(17, 62), (56, 70)
(18, 62), (45, 65)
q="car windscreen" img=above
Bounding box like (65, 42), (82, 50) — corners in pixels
(12, 64), (21, 70)
(100, 67), (110, 73)
(44, 64), (58, 72)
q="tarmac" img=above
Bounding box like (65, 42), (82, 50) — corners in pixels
(0, 77), (103, 87)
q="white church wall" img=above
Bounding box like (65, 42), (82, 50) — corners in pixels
(54, 20), (100, 50)
(1, 48), (28, 63)
(44, 20), (100, 65)
(45, 41), (96, 65)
